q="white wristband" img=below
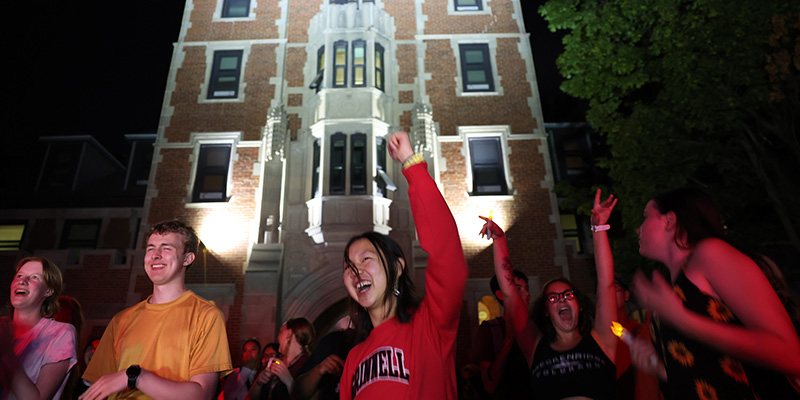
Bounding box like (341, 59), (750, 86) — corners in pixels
(591, 224), (610, 232)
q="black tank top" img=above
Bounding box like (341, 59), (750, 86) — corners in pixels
(530, 334), (616, 400)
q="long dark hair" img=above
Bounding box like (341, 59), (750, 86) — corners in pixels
(531, 278), (594, 343)
(343, 232), (421, 343)
(651, 187), (726, 249)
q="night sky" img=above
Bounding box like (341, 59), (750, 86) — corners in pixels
(10, 1), (583, 162)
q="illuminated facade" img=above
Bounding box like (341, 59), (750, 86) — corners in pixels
(1, 0), (597, 366)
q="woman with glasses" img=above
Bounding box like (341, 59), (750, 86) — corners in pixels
(627, 188), (800, 399)
(480, 189), (619, 399)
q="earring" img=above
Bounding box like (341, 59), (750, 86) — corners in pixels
(393, 282), (400, 296)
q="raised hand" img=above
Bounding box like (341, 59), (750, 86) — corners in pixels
(387, 131), (414, 163)
(479, 216), (505, 240)
(591, 189), (618, 226)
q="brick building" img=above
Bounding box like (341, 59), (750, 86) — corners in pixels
(2, 0), (597, 368)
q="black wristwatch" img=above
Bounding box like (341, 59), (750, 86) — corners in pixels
(126, 365), (141, 390)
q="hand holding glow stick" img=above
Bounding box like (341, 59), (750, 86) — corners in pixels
(611, 321), (659, 368)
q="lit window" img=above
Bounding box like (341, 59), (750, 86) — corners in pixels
(455, 0), (482, 11)
(330, 133), (347, 194)
(310, 46), (325, 91)
(350, 133), (367, 194)
(60, 219), (101, 249)
(375, 43), (385, 91)
(352, 40), (366, 87)
(459, 44), (494, 92)
(208, 50), (244, 99)
(468, 137), (508, 195)
(222, 0), (250, 17)
(333, 41), (348, 88)
(193, 144), (232, 202)
(0, 223), (26, 250)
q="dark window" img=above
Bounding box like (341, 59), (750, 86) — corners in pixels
(459, 44), (494, 92)
(455, 0), (482, 11)
(352, 40), (366, 87)
(310, 46), (325, 91)
(37, 142), (83, 193)
(193, 144), (232, 202)
(333, 41), (348, 88)
(350, 133), (367, 194)
(0, 222), (26, 250)
(375, 43), (385, 91)
(330, 133), (347, 194)
(60, 219), (101, 249)
(208, 50), (243, 99)
(468, 137), (508, 195)
(222, 0), (250, 17)
(561, 213), (583, 253)
(375, 137), (388, 197)
(311, 139), (321, 198)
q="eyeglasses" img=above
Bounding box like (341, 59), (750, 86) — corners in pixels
(546, 289), (575, 303)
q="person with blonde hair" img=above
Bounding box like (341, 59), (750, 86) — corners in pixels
(1, 257), (77, 400)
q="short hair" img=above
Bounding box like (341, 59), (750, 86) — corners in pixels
(144, 220), (200, 269)
(15, 257), (63, 317)
(243, 337), (261, 353)
(532, 277), (594, 343)
(489, 270), (529, 305)
(285, 317), (316, 354)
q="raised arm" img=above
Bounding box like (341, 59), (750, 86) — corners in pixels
(388, 131), (468, 339)
(634, 239), (800, 376)
(590, 189), (619, 361)
(479, 217), (539, 367)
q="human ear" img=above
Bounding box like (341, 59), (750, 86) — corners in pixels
(665, 211), (678, 231)
(395, 258), (406, 277)
(183, 252), (196, 266)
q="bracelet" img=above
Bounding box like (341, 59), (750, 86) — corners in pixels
(402, 153), (424, 170)
(591, 224), (610, 232)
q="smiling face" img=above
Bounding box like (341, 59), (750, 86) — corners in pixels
(145, 232), (195, 288)
(544, 281), (579, 334)
(11, 260), (53, 313)
(343, 238), (398, 317)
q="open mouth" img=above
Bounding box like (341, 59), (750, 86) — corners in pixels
(558, 306), (572, 319)
(14, 289), (28, 296)
(356, 280), (372, 294)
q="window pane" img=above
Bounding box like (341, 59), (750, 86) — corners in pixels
(354, 47), (365, 63)
(467, 70), (487, 83)
(0, 224), (25, 250)
(202, 174), (226, 191)
(223, 0), (250, 17)
(354, 67), (364, 86)
(335, 69), (345, 86)
(220, 56), (239, 70)
(335, 47), (346, 65)
(471, 139), (500, 164)
(464, 50), (484, 64)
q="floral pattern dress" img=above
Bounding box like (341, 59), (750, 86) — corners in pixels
(653, 271), (799, 400)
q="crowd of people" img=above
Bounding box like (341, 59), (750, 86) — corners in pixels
(1, 131), (799, 399)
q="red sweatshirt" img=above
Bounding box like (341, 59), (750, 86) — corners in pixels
(339, 162), (468, 400)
